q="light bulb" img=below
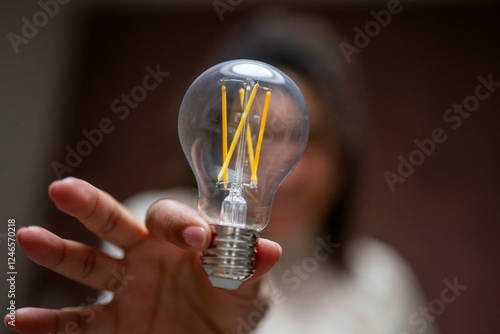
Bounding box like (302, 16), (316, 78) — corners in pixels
(178, 59), (309, 290)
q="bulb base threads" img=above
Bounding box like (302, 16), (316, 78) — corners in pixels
(201, 225), (260, 290)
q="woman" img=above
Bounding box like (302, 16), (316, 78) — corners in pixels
(198, 10), (438, 333)
(5, 10), (437, 334)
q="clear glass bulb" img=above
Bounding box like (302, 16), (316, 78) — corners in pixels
(178, 59), (309, 289)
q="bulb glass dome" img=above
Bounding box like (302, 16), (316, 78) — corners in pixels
(179, 59), (309, 289)
(179, 59), (309, 233)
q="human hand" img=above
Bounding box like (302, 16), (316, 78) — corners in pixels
(4, 177), (281, 334)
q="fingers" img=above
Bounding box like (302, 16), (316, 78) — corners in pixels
(236, 238), (281, 296)
(250, 238), (282, 282)
(146, 199), (281, 287)
(49, 177), (148, 249)
(5, 306), (115, 334)
(146, 199), (212, 251)
(17, 226), (123, 291)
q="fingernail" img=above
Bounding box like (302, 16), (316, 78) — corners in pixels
(183, 226), (206, 249)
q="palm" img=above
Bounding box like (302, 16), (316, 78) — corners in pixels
(112, 237), (250, 333)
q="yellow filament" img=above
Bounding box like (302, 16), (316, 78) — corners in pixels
(252, 91), (271, 184)
(239, 88), (244, 109)
(240, 87), (256, 176)
(246, 126), (255, 175)
(217, 83), (259, 181)
(221, 85), (228, 182)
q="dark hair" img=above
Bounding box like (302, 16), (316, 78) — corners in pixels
(212, 9), (368, 267)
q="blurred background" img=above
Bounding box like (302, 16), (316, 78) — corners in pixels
(1, 0), (499, 333)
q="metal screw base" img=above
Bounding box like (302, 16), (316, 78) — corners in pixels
(201, 225), (260, 290)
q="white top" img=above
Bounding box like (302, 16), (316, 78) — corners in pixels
(103, 189), (439, 334)
(254, 237), (438, 334)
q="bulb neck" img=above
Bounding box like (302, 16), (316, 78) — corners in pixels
(201, 225), (260, 290)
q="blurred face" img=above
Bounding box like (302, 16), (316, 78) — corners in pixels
(264, 72), (343, 243)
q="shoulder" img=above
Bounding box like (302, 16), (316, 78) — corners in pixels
(345, 236), (421, 296)
(343, 236), (439, 333)
(346, 236), (412, 276)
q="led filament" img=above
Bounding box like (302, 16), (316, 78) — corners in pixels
(217, 80), (271, 229)
(217, 81), (271, 188)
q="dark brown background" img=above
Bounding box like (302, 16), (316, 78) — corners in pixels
(28, 3), (500, 334)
